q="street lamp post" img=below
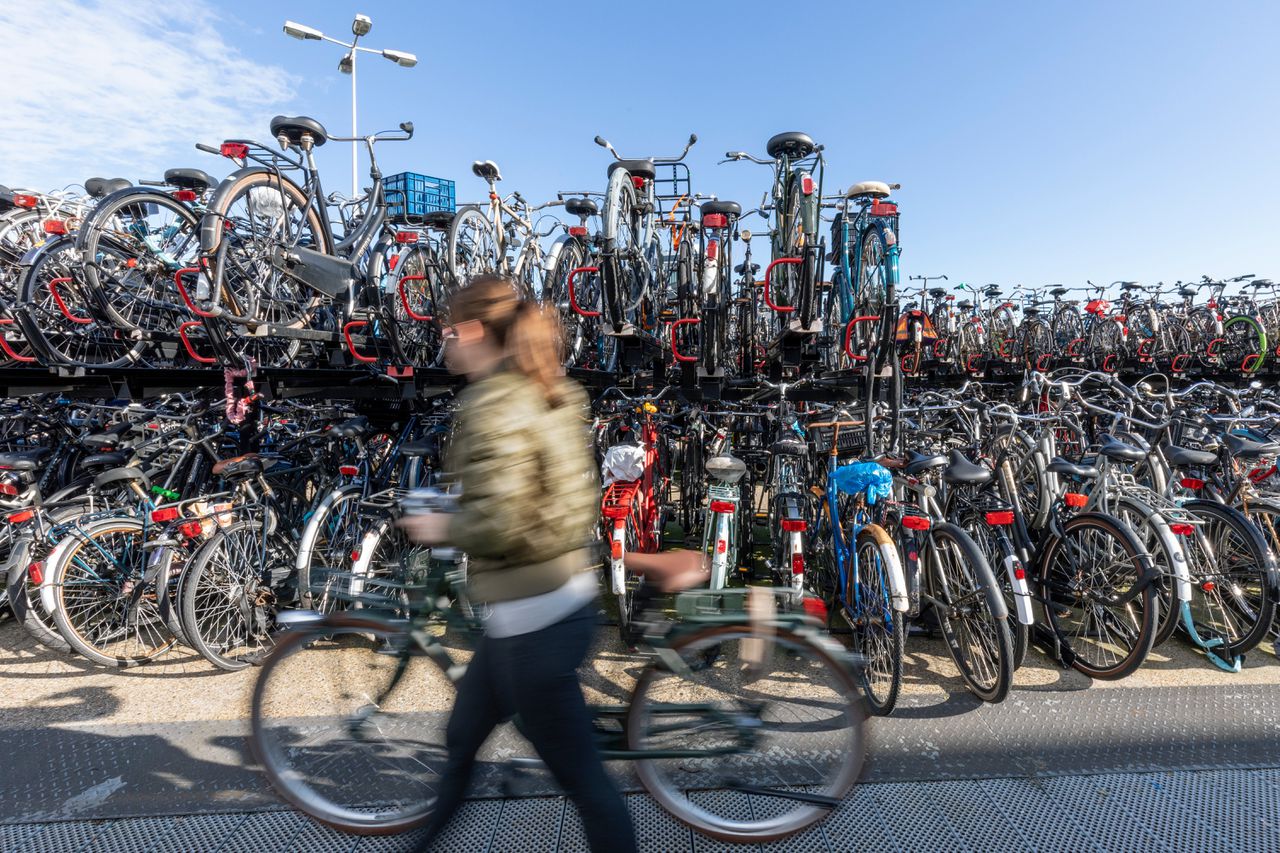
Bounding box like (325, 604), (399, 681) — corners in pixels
(283, 14), (417, 197)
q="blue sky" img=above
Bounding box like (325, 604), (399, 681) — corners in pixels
(4, 1), (1277, 291)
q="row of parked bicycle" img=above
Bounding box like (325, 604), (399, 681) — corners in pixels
(1, 364), (1277, 715)
(3, 117), (1275, 378)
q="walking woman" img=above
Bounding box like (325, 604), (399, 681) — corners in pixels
(400, 275), (635, 852)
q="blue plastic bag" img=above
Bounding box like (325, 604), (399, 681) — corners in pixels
(830, 461), (893, 505)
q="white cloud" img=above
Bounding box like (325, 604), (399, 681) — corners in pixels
(0, 0), (295, 190)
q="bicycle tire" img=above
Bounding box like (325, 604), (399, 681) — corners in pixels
(250, 612), (449, 835)
(445, 205), (498, 288)
(852, 524), (904, 715)
(1037, 512), (1157, 680)
(296, 486), (365, 613)
(1112, 498), (1182, 648)
(4, 537), (72, 653)
(628, 621), (866, 843)
(925, 522), (1014, 703)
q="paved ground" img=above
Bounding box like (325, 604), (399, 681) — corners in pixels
(1, 610), (1278, 851)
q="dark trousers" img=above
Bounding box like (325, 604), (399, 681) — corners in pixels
(419, 603), (636, 853)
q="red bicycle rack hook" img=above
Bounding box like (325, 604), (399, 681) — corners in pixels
(1171, 353), (1190, 373)
(0, 319), (35, 363)
(669, 317), (700, 363)
(1206, 338), (1225, 357)
(1137, 338), (1155, 361)
(763, 258), (801, 313)
(843, 315), (879, 362)
(342, 320), (378, 364)
(901, 352), (920, 374)
(1066, 337), (1084, 358)
(178, 322), (216, 364)
(965, 353), (982, 373)
(568, 266), (601, 317)
(1102, 353), (1118, 372)
(48, 278), (92, 324)
(397, 275), (433, 322)
(174, 267), (220, 318)
(1241, 353), (1263, 373)
(1035, 353), (1053, 371)
(932, 338), (949, 359)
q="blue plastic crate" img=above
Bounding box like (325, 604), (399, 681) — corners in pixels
(383, 172), (455, 223)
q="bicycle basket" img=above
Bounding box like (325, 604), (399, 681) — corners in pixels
(384, 172), (456, 223)
(807, 424), (866, 457)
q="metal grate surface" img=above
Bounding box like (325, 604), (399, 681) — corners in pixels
(6, 768), (1280, 852)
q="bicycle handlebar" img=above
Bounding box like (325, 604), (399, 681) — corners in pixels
(595, 133), (697, 163)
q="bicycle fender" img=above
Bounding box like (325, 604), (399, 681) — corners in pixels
(864, 524), (909, 612)
(542, 232), (574, 274)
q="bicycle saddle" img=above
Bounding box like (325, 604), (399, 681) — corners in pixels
(705, 454), (748, 484)
(1178, 286), (1197, 298)
(606, 159), (655, 181)
(164, 168), (214, 192)
(734, 262), (761, 275)
(564, 197), (598, 218)
(0, 447), (51, 471)
(770, 438), (808, 457)
(1163, 443), (1218, 467)
(1046, 457), (1099, 479)
(1224, 433), (1280, 460)
(93, 466), (150, 490)
(471, 160), (502, 181)
(766, 131), (815, 160)
(942, 449), (992, 486)
(701, 200), (742, 219)
(957, 300), (973, 310)
(846, 181), (891, 200)
(1023, 307), (1041, 317)
(84, 177), (131, 198)
(1098, 434), (1146, 463)
(929, 288), (948, 299)
(904, 449), (948, 476)
(1050, 286), (1069, 297)
(423, 210), (455, 229)
(334, 416), (370, 438)
(984, 285), (1002, 296)
(1119, 281), (1142, 291)
(79, 451), (129, 471)
(270, 115), (328, 147)
(213, 455), (264, 480)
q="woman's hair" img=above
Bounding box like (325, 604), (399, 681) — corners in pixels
(448, 275), (568, 406)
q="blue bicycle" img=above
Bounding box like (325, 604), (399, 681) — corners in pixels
(805, 415), (909, 715)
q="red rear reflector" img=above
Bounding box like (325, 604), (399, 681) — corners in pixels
(1180, 477), (1204, 490)
(710, 500), (735, 514)
(350, 550), (361, 561)
(610, 539), (622, 560)
(173, 189), (198, 202)
(338, 465), (359, 477)
(901, 515), (931, 530)
(568, 226), (588, 237)
(602, 506), (630, 519)
(221, 142), (249, 159)
(150, 507), (180, 523)
(0, 483), (19, 496)
(781, 519), (807, 532)
(13, 194), (37, 208)
(1201, 580), (1215, 592)
(801, 176), (815, 195)
(791, 552), (804, 575)
(28, 562), (43, 585)
(178, 521), (203, 539)
(716, 539), (727, 553)
(1170, 523), (1195, 536)
(631, 176), (645, 190)
(705, 240), (718, 261)
(7, 509), (34, 524)
(1014, 566), (1026, 580)
(395, 231), (418, 244)
(702, 213), (728, 229)
(985, 510), (1014, 526)
(1064, 492), (1088, 508)
(42, 219), (67, 235)
(802, 596), (827, 621)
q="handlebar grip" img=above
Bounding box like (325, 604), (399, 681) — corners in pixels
(195, 143), (220, 155)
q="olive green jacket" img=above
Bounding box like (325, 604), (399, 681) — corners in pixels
(446, 370), (598, 604)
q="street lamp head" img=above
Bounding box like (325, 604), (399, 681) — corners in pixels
(352, 13), (372, 37)
(338, 52), (354, 74)
(283, 20), (322, 40)
(382, 49), (418, 68)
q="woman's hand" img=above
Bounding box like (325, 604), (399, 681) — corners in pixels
(398, 512), (452, 545)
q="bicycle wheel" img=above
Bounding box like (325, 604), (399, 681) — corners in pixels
(1037, 512), (1157, 679)
(297, 487), (365, 613)
(50, 519), (176, 666)
(1222, 315), (1266, 373)
(445, 206), (497, 288)
(601, 170), (642, 332)
(180, 520), (291, 671)
(628, 621), (865, 843)
(1181, 500), (1277, 658)
(386, 244), (446, 367)
(925, 522), (1015, 702)
(4, 537), (72, 652)
(852, 524), (904, 714)
(1113, 499), (1182, 648)
(250, 613), (451, 835)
